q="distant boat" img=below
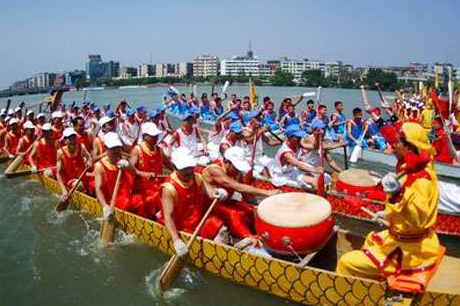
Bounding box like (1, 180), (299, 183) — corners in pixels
(82, 86), (105, 91)
(118, 85), (148, 89)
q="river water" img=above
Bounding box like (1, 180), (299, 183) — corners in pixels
(0, 86), (458, 306)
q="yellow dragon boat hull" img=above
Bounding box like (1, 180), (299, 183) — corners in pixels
(25, 171), (460, 306)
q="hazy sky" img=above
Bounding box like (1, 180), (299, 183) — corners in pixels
(0, 0), (459, 89)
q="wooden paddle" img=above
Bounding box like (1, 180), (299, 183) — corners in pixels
(316, 132), (326, 197)
(100, 168), (123, 246)
(158, 198), (219, 293)
(4, 137), (41, 177)
(55, 164), (91, 212)
(5, 166), (55, 179)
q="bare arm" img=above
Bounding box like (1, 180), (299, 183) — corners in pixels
(161, 187), (181, 242)
(28, 142), (38, 168)
(327, 153), (342, 173)
(284, 152), (319, 173)
(203, 166), (272, 197)
(292, 96), (303, 107)
(55, 151), (68, 196)
(347, 121), (358, 143)
(94, 163), (108, 207)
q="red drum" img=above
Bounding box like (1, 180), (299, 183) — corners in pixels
(336, 168), (386, 201)
(255, 192), (334, 256)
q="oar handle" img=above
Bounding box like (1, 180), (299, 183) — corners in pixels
(185, 198), (218, 249)
(266, 128), (283, 143)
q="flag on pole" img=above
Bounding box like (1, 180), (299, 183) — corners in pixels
(434, 70), (439, 89)
(249, 77), (258, 109)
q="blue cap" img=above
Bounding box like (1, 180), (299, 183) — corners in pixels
(126, 108), (135, 116)
(106, 110), (115, 118)
(285, 125), (307, 138)
(311, 119), (325, 130)
(159, 106), (166, 112)
(180, 111), (194, 121)
(92, 106), (100, 112)
(104, 103), (111, 109)
(137, 105), (146, 112)
(242, 111), (259, 124)
(149, 110), (159, 118)
(229, 122), (243, 134)
(225, 112), (240, 121)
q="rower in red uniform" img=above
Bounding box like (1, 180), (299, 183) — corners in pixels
(4, 118), (21, 158)
(28, 123), (57, 177)
(159, 147), (225, 258)
(73, 116), (93, 152)
(51, 111), (65, 142)
(201, 146), (281, 240)
(94, 132), (143, 216)
(56, 127), (92, 201)
(15, 121), (37, 165)
(92, 116), (115, 159)
(130, 122), (172, 218)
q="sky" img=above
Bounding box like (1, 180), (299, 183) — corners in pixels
(0, 0), (459, 89)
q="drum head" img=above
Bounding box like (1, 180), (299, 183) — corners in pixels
(337, 168), (381, 187)
(257, 192), (331, 228)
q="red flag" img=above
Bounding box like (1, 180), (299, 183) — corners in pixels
(430, 89), (450, 120)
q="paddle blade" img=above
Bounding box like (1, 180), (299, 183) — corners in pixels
(158, 255), (185, 293)
(5, 155), (25, 177)
(55, 197), (70, 212)
(5, 169), (32, 179)
(100, 219), (116, 246)
(349, 145), (362, 163)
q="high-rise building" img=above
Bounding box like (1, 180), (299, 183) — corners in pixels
(138, 63), (155, 77)
(103, 61), (120, 78)
(27, 73), (56, 89)
(86, 54), (105, 81)
(175, 62), (193, 77)
(193, 54), (219, 77)
(278, 57), (343, 81)
(119, 66), (138, 78)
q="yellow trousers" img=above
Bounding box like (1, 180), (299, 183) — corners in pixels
(336, 250), (397, 280)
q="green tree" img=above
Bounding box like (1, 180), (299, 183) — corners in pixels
(271, 69), (294, 86)
(301, 69), (325, 87)
(365, 68), (401, 91)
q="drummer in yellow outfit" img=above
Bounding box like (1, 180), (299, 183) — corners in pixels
(336, 122), (440, 280)
(419, 98), (434, 133)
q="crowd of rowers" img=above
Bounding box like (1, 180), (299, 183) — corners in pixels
(0, 86), (456, 264)
(167, 90), (459, 165)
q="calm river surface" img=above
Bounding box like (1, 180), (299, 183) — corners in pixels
(0, 86), (458, 306)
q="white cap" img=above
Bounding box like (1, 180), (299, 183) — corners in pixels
(23, 121), (35, 130)
(8, 118), (18, 126)
(142, 122), (162, 137)
(52, 111), (64, 119)
(99, 116), (114, 127)
(63, 127), (77, 138)
(14, 107), (22, 112)
(37, 113), (45, 119)
(41, 123), (52, 131)
(7, 109), (14, 116)
(26, 110), (34, 116)
(0, 109), (5, 115)
(171, 147), (196, 170)
(224, 146), (251, 173)
(103, 132), (123, 149)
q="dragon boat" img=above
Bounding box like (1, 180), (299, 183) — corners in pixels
(11, 166), (460, 306)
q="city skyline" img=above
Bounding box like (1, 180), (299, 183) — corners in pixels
(1, 0), (460, 89)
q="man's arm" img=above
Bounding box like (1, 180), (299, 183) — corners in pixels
(94, 163), (108, 207)
(28, 142), (38, 168)
(204, 166), (275, 197)
(55, 151), (68, 197)
(161, 187), (181, 242)
(347, 121), (358, 143)
(284, 152), (323, 174)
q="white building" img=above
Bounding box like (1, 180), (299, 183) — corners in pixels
(27, 73), (56, 88)
(193, 54), (219, 77)
(221, 56), (259, 76)
(278, 57), (343, 81)
(174, 62), (193, 77)
(138, 64), (154, 77)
